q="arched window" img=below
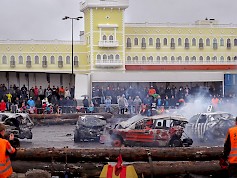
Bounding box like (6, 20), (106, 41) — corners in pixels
(42, 56), (47, 67)
(108, 54), (114, 61)
(162, 56), (167, 61)
(109, 35), (113, 41)
(234, 56), (237, 61)
(2, 55), (7, 64)
(19, 55), (23, 64)
(185, 38), (189, 48)
(212, 56), (217, 62)
(234, 39), (237, 46)
(35, 56), (39, 64)
(177, 56), (182, 61)
(149, 38), (153, 46)
(50, 56), (55, 64)
(220, 56), (224, 62)
(227, 38), (231, 48)
(206, 38), (210, 46)
(227, 56), (231, 61)
(185, 56), (189, 62)
(102, 35), (106, 41)
(127, 38), (131, 47)
(148, 56), (153, 62)
(58, 56), (63, 61)
(134, 38), (138, 45)
(213, 38), (217, 43)
(156, 56), (160, 62)
(191, 56), (196, 61)
(142, 56), (146, 62)
(192, 38), (196, 46)
(27, 56), (31, 62)
(185, 38), (189, 43)
(206, 56), (210, 62)
(156, 38), (161, 48)
(171, 56), (175, 62)
(178, 38), (182, 46)
(74, 56), (79, 66)
(141, 38), (146, 48)
(133, 56), (138, 61)
(213, 38), (218, 49)
(10, 56), (15, 62)
(220, 38), (224, 46)
(199, 56), (203, 61)
(66, 56), (70, 64)
(163, 38), (167, 46)
(127, 56), (131, 61)
(115, 54), (120, 61)
(42, 56), (47, 62)
(103, 54), (107, 61)
(97, 54), (101, 61)
(58, 56), (63, 68)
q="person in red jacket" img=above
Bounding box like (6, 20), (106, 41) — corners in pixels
(0, 99), (6, 112)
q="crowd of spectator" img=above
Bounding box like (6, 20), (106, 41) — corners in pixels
(0, 84), (77, 114)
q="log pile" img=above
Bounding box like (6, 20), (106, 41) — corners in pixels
(12, 147), (227, 178)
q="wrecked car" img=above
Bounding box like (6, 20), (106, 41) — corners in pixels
(186, 111), (235, 142)
(0, 113), (34, 147)
(100, 114), (193, 147)
(74, 115), (107, 142)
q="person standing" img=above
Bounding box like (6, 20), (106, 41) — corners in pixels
(0, 123), (16, 178)
(221, 116), (237, 177)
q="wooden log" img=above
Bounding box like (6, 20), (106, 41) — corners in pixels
(14, 147), (223, 163)
(12, 160), (227, 178)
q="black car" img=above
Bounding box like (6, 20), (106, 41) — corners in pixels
(74, 115), (106, 142)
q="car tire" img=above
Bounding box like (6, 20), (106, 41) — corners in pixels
(112, 138), (122, 147)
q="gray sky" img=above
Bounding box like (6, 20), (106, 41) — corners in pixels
(0, 0), (236, 41)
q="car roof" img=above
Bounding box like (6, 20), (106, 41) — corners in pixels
(197, 111), (232, 115)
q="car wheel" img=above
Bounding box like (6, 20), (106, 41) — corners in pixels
(112, 138), (122, 147)
(74, 131), (80, 143)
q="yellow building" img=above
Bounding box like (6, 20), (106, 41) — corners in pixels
(0, 0), (237, 98)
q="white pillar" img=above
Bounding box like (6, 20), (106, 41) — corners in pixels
(75, 73), (91, 100)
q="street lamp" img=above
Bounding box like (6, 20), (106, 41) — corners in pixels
(62, 16), (83, 76)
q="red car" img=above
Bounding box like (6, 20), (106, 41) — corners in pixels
(100, 114), (193, 147)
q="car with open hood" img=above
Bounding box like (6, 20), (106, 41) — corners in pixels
(0, 113), (34, 147)
(74, 114), (107, 142)
(100, 114), (193, 147)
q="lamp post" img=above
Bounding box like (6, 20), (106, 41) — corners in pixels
(62, 16), (83, 84)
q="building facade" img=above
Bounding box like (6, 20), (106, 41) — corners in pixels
(0, 0), (237, 99)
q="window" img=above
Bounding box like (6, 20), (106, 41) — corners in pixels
(127, 56), (131, 61)
(177, 56), (182, 61)
(102, 35), (106, 41)
(234, 56), (237, 61)
(199, 38), (204, 48)
(213, 38), (218, 49)
(162, 56), (167, 61)
(199, 56), (203, 61)
(171, 56), (175, 62)
(191, 56), (196, 61)
(149, 38), (153, 46)
(148, 56), (153, 62)
(227, 56), (231, 61)
(171, 38), (175, 48)
(227, 39), (231, 48)
(50, 56), (55, 64)
(2, 56), (7, 64)
(103, 54), (107, 61)
(206, 56), (210, 62)
(42, 56), (47, 62)
(141, 38), (146, 48)
(185, 56), (189, 62)
(19, 55), (23, 64)
(74, 56), (79, 66)
(212, 56), (217, 62)
(66, 56), (70, 64)
(35, 56), (39, 64)
(192, 38), (196, 46)
(134, 38), (138, 45)
(10, 56), (15, 62)
(133, 56), (138, 61)
(127, 38), (131, 48)
(220, 38), (224, 46)
(156, 56), (160, 62)
(163, 38), (167, 46)
(206, 38), (210, 46)
(185, 38), (189, 48)
(26, 56), (31, 62)
(142, 56), (146, 62)
(10, 56), (15, 67)
(115, 54), (120, 61)
(109, 35), (113, 41)
(220, 56), (224, 62)
(234, 39), (237, 46)
(42, 56), (47, 67)
(97, 54), (101, 61)
(156, 38), (161, 48)
(178, 38), (182, 46)
(108, 54), (114, 61)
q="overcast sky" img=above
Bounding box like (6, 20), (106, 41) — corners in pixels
(0, 0), (236, 41)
